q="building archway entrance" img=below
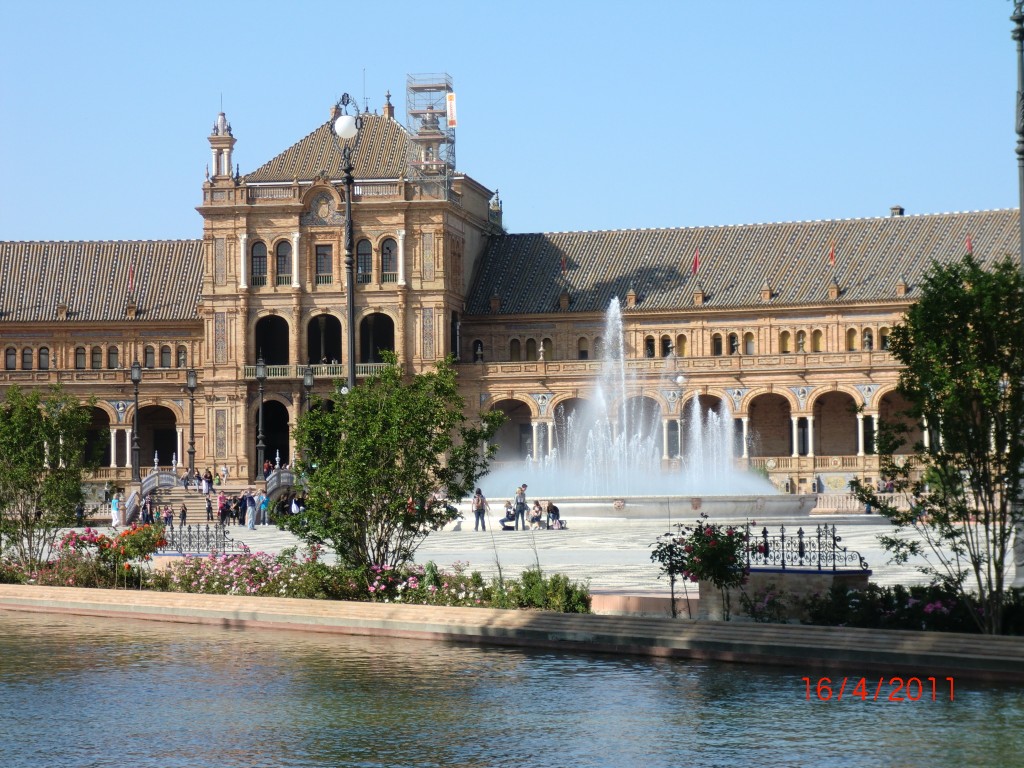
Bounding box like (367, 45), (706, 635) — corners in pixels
(747, 393), (792, 457)
(360, 313), (395, 363)
(307, 314), (341, 364)
(254, 400), (290, 474)
(490, 399), (533, 461)
(138, 405), (177, 467)
(85, 407), (112, 466)
(255, 316), (290, 365)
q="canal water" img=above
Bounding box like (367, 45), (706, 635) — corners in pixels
(0, 609), (1020, 768)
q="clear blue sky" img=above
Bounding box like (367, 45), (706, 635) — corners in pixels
(0, 1), (1017, 241)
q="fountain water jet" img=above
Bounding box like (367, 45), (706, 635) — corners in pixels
(480, 299), (813, 518)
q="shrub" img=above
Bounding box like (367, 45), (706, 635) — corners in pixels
(739, 583), (790, 623)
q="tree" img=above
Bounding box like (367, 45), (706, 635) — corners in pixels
(853, 253), (1024, 634)
(282, 355), (504, 573)
(0, 386), (94, 570)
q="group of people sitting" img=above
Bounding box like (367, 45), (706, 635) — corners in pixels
(499, 499), (564, 531)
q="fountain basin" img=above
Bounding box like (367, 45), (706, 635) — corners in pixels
(460, 494), (817, 521)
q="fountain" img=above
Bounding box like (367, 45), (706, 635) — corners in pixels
(481, 299), (815, 519)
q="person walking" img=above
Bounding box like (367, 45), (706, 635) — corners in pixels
(513, 484), (528, 531)
(471, 488), (489, 531)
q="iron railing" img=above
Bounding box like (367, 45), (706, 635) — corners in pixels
(746, 524), (869, 572)
(157, 524), (243, 555)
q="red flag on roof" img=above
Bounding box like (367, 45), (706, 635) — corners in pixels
(128, 263), (135, 294)
(828, 242), (836, 268)
(691, 246), (700, 276)
(966, 234), (973, 255)
(560, 254), (567, 275)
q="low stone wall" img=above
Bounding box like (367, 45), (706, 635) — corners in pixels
(1, 584), (1022, 682)
(698, 568), (871, 621)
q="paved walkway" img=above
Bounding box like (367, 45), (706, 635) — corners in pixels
(180, 513), (943, 593)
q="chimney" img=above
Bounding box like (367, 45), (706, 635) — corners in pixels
(692, 282), (705, 306)
(330, 103), (342, 122)
(890, 205), (905, 217)
(558, 288), (570, 311)
(56, 302), (68, 321)
(625, 286), (637, 308)
(828, 280), (841, 300)
(760, 279), (773, 302)
(896, 277), (908, 298)
(489, 293), (501, 313)
(382, 90), (395, 120)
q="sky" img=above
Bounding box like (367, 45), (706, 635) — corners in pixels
(0, 1), (1019, 242)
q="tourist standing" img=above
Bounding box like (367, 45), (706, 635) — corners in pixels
(205, 496), (214, 522)
(179, 503), (187, 527)
(221, 463), (229, 484)
(514, 484), (528, 531)
(110, 494), (120, 528)
(472, 488), (489, 531)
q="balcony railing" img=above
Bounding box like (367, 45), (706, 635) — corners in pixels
(242, 363), (392, 379)
(381, 272), (399, 283)
(315, 274), (333, 285)
(275, 274), (292, 286)
(251, 274), (268, 287)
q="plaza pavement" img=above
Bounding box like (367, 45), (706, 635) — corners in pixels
(190, 513), (942, 594)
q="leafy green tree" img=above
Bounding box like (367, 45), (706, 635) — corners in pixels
(0, 386), (94, 570)
(282, 355), (504, 573)
(853, 254), (1024, 634)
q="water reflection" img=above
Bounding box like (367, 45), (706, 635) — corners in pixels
(0, 609), (1021, 767)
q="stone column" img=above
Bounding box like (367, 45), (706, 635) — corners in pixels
(531, 421), (540, 462)
(291, 232), (301, 288)
(177, 427), (184, 466)
(791, 416), (799, 458)
(922, 417), (931, 450)
(238, 233), (249, 289)
(872, 415), (880, 455)
(807, 415), (815, 457)
(547, 421), (554, 457)
(856, 413), (865, 457)
(109, 429), (118, 468)
(397, 229), (406, 286)
(741, 416), (750, 458)
(125, 428), (132, 468)
(661, 418), (670, 460)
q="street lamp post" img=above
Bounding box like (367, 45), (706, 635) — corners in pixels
(186, 368), (197, 475)
(255, 355), (267, 479)
(1014, 1), (1024, 276)
(302, 365), (314, 415)
(130, 361), (142, 482)
(331, 93), (362, 390)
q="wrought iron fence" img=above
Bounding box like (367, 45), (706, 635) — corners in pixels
(157, 524), (243, 555)
(745, 524), (869, 572)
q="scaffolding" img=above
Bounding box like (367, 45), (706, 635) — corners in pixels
(405, 73), (456, 200)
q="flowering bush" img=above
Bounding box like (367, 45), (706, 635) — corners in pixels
(31, 524), (169, 589)
(739, 583), (790, 623)
(651, 514), (749, 619)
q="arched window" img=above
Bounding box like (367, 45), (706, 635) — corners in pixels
(510, 339), (521, 362)
(879, 327), (891, 350)
(250, 241), (268, 286)
(644, 335), (656, 358)
(38, 347), (49, 370)
(779, 331), (791, 354)
(594, 336), (604, 359)
(107, 346), (119, 369)
(712, 333), (723, 356)
(91, 346), (102, 370)
(728, 333), (739, 355)
(863, 329), (874, 351)
(75, 347), (86, 370)
(846, 328), (858, 351)
(577, 337), (589, 360)
(356, 239), (372, 283)
(144, 346), (155, 368)
(743, 332), (755, 355)
(160, 345), (172, 368)
(525, 338), (538, 361)
(796, 330), (806, 352)
(21, 348), (33, 370)
(176, 346), (188, 368)
(661, 335), (672, 357)
(4, 348), (15, 370)
(381, 237), (398, 281)
(675, 334), (687, 357)
(275, 241), (292, 286)
(811, 329), (823, 352)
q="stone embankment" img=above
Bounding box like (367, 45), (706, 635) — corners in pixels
(1, 585), (1021, 683)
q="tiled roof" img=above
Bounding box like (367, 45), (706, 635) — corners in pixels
(0, 240), (203, 323)
(466, 209), (1021, 315)
(245, 113), (409, 183)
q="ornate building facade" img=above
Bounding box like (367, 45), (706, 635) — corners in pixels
(0, 81), (1018, 496)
